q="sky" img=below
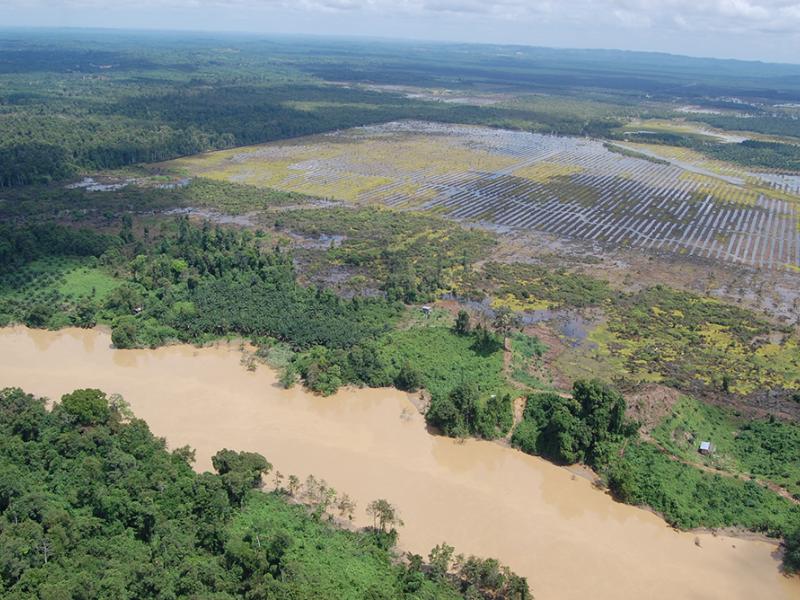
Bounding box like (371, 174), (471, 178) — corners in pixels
(4, 0), (800, 64)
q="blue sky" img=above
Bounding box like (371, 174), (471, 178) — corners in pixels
(5, 0), (800, 64)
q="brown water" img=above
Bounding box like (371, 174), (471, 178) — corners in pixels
(1, 326), (797, 600)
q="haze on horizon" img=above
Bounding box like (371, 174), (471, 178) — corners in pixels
(4, 0), (800, 65)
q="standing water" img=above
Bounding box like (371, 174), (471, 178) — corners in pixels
(0, 326), (797, 600)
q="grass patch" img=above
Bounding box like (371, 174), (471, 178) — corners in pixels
(379, 326), (507, 400)
(509, 332), (550, 389)
(58, 265), (120, 300)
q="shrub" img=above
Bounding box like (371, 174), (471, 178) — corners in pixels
(395, 361), (423, 392)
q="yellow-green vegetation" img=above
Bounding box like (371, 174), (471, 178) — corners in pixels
(458, 262), (612, 310)
(619, 139), (800, 208)
(651, 396), (800, 498)
(680, 170), (800, 212)
(491, 293), (552, 312)
(579, 286), (800, 395)
(342, 133), (516, 178)
(572, 322), (661, 386)
(169, 128), (518, 205)
(512, 162), (584, 182)
(679, 171), (762, 206)
(554, 326), (621, 385)
(623, 141), (744, 175)
(182, 178), (315, 212)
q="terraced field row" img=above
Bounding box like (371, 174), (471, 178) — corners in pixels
(410, 172), (799, 269)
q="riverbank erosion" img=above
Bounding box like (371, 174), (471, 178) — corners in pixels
(1, 326), (797, 600)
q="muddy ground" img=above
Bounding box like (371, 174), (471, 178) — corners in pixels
(485, 226), (800, 326)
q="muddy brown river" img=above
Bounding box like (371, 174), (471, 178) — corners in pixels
(1, 326), (797, 600)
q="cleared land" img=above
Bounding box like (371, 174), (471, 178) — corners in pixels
(171, 121), (800, 271)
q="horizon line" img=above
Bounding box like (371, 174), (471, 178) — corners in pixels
(2, 24), (799, 68)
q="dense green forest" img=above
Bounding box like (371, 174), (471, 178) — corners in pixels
(510, 382), (631, 467)
(702, 139), (800, 171)
(0, 223), (115, 273)
(0, 387), (531, 599)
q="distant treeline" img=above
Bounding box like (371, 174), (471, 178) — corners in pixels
(620, 130), (800, 171)
(7, 31), (800, 187)
(703, 139), (800, 170)
(0, 79), (622, 187)
(693, 114), (800, 140)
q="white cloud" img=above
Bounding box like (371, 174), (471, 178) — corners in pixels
(8, 0), (800, 28)
(5, 0), (800, 61)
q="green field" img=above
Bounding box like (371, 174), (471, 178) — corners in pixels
(0, 257), (121, 328)
(58, 264), (120, 300)
(379, 325), (508, 401)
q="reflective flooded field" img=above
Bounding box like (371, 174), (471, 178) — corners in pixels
(1, 326), (797, 600)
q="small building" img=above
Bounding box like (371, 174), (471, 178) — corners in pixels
(699, 441), (714, 455)
(421, 306), (432, 317)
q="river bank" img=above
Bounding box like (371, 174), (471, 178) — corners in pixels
(0, 325), (797, 600)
